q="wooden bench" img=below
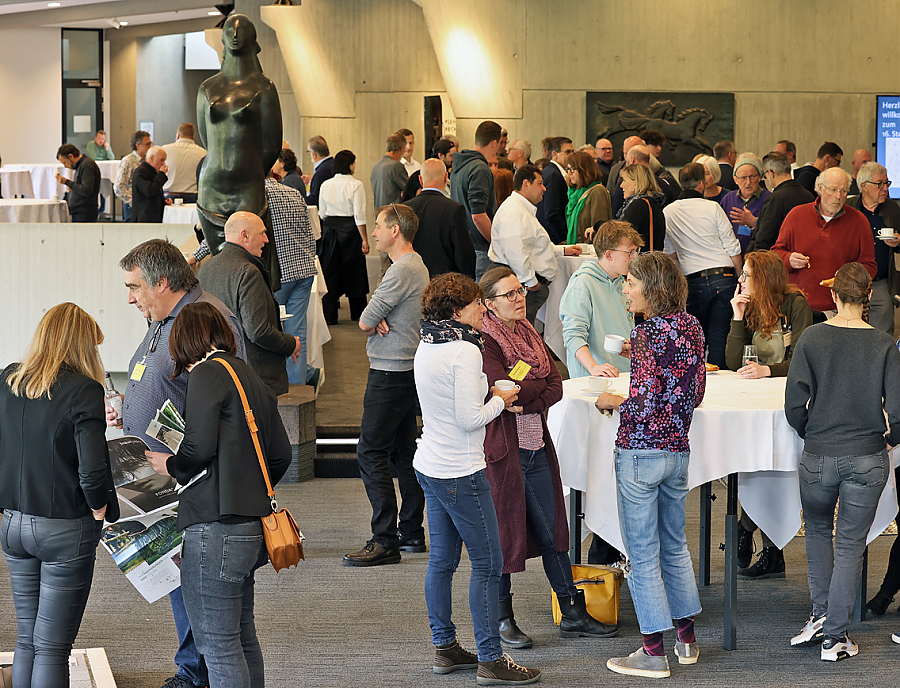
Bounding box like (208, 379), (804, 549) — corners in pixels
(277, 384), (317, 482)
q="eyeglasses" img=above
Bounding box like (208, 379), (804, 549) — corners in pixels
(599, 147), (614, 152)
(388, 202), (401, 227)
(820, 185), (849, 197)
(864, 180), (893, 189)
(487, 286), (527, 302)
(735, 174), (759, 182)
(566, 167), (576, 173)
(610, 248), (640, 259)
(740, 269), (752, 281)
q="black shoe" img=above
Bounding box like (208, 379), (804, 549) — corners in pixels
(398, 535), (426, 553)
(499, 596), (533, 649)
(867, 589), (895, 618)
(160, 676), (205, 688)
(738, 546), (785, 579)
(557, 589), (619, 638)
(737, 524), (754, 569)
(342, 540), (401, 567)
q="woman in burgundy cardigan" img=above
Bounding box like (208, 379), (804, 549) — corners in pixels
(480, 267), (619, 649)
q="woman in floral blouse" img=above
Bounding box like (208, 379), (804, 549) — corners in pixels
(595, 251), (707, 679)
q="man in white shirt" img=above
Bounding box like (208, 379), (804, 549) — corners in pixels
(161, 123), (206, 203)
(663, 162), (742, 367)
(397, 128), (421, 177)
(489, 164), (582, 325)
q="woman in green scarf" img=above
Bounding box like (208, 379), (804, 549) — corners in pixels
(565, 150), (612, 244)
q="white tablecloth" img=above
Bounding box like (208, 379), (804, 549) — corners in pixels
(305, 257), (331, 370)
(0, 169), (33, 198)
(538, 249), (597, 361)
(163, 203), (200, 224)
(0, 199), (69, 223)
(2, 164), (69, 199)
(547, 372), (899, 554)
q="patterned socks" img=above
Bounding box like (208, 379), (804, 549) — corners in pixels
(676, 616), (696, 644)
(642, 631), (665, 656)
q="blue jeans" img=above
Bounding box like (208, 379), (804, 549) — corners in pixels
(170, 586), (208, 686)
(416, 469), (503, 662)
(474, 250), (491, 282)
(181, 520), (268, 688)
(614, 448), (702, 634)
(499, 447), (576, 600)
(122, 201), (132, 221)
(275, 276), (315, 384)
(685, 272), (736, 367)
(1, 510), (101, 688)
(799, 449), (888, 636)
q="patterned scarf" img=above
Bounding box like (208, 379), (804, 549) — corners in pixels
(480, 311), (551, 380)
(420, 319), (484, 352)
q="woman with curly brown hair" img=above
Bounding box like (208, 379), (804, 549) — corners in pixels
(413, 273), (540, 685)
(726, 250), (813, 579)
(786, 262), (900, 661)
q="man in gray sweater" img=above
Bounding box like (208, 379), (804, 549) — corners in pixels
(344, 204), (430, 567)
(198, 212), (301, 395)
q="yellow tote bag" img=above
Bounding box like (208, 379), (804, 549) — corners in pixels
(551, 564), (623, 625)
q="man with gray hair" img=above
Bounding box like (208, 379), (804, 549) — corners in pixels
(131, 146), (169, 223)
(507, 139), (532, 170)
(344, 203), (430, 567)
(371, 132), (410, 208)
(198, 211), (301, 395)
(772, 167), (876, 312)
(111, 238), (245, 688)
(715, 140), (738, 191)
(849, 148), (873, 196)
(846, 161), (900, 333)
(720, 153), (771, 254)
(114, 130), (152, 221)
(162, 123), (206, 203)
(749, 151), (814, 252)
(301, 135), (334, 207)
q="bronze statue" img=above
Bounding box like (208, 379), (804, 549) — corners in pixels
(196, 13), (283, 286)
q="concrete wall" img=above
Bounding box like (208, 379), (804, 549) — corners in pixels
(0, 28), (62, 165)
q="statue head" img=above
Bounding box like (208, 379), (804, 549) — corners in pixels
(222, 14), (260, 55)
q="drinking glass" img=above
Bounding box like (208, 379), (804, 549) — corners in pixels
(742, 345), (758, 367)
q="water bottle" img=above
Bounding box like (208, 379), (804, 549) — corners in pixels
(104, 373), (123, 420)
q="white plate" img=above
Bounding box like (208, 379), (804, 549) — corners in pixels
(581, 387), (608, 396)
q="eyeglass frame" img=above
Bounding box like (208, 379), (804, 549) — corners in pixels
(609, 248), (640, 259)
(820, 185), (849, 197)
(863, 179), (893, 189)
(486, 286), (528, 302)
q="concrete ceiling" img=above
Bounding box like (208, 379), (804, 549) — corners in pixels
(0, 0), (224, 29)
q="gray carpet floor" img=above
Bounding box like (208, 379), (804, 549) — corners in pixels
(1, 479), (899, 687)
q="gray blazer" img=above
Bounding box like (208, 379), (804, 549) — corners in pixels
(197, 242), (295, 395)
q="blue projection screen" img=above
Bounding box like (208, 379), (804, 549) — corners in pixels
(877, 95), (900, 199)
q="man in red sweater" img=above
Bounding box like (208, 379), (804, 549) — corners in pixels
(772, 167), (876, 312)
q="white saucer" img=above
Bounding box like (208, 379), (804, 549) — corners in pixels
(581, 387), (606, 396)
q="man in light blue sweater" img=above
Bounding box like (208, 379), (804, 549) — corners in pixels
(560, 220), (644, 378)
(344, 203), (431, 567)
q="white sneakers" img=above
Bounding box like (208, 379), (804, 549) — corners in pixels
(790, 614), (825, 646)
(820, 635), (858, 661)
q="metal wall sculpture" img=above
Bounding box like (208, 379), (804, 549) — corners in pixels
(587, 92), (734, 167)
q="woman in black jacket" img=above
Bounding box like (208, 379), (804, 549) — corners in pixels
(0, 302), (119, 688)
(148, 302), (291, 688)
(609, 164), (666, 251)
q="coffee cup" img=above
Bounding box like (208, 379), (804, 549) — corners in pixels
(495, 380), (517, 392)
(604, 334), (626, 353)
(50, 194), (59, 202)
(588, 376), (608, 394)
(879, 227), (894, 239)
(174, 198), (184, 206)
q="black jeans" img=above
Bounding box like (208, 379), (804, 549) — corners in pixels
(1, 510), (102, 688)
(70, 211), (98, 223)
(499, 447), (576, 600)
(357, 369), (424, 546)
(686, 272), (737, 367)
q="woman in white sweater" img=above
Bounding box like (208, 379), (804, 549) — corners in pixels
(414, 272), (540, 686)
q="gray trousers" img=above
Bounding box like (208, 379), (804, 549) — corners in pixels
(799, 449), (888, 637)
(869, 277), (894, 336)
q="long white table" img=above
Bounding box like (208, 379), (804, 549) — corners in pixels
(163, 203), (200, 224)
(0, 199), (69, 223)
(537, 249), (596, 361)
(548, 372), (899, 648)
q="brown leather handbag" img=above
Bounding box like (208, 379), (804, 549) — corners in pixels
(215, 358), (305, 572)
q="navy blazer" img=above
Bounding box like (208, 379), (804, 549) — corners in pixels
(537, 162), (568, 243)
(406, 190), (475, 278)
(306, 156), (335, 207)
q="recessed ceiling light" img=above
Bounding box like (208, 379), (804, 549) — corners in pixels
(119, 21), (128, 25)
(208, 10), (219, 15)
(48, 2), (61, 6)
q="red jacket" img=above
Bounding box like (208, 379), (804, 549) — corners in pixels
(481, 333), (569, 574)
(771, 199), (877, 311)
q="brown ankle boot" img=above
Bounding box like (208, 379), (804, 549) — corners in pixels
(433, 639), (478, 674)
(476, 653), (541, 685)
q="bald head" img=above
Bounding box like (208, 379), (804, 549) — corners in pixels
(421, 158), (448, 189)
(626, 144), (650, 166)
(851, 149), (872, 176)
(818, 166), (851, 190)
(224, 212), (269, 257)
(622, 136), (644, 157)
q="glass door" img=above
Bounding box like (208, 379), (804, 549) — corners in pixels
(62, 28), (103, 151)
